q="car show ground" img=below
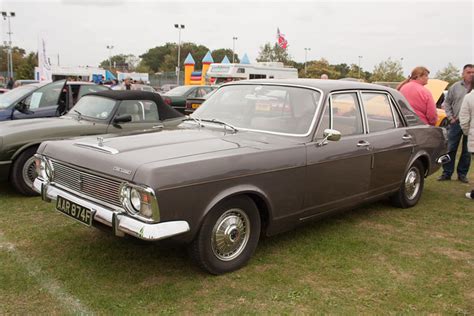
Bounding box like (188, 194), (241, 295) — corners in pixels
(0, 168), (472, 314)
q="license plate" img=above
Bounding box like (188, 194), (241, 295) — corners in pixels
(56, 195), (93, 226)
(191, 103), (200, 109)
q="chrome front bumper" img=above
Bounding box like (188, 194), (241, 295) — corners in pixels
(33, 178), (190, 241)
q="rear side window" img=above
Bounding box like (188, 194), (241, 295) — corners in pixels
(330, 93), (363, 136)
(361, 92), (396, 132)
(116, 100), (159, 122)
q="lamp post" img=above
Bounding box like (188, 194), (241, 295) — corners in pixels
(232, 36), (238, 63)
(174, 24), (185, 85)
(106, 45), (114, 69)
(304, 48), (311, 76)
(2, 11), (15, 79)
(358, 55), (363, 79)
(400, 57), (404, 76)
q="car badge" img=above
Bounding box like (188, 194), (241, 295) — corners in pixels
(113, 166), (132, 175)
(97, 137), (104, 147)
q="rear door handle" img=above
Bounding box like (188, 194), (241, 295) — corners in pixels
(402, 134), (413, 141)
(357, 140), (370, 147)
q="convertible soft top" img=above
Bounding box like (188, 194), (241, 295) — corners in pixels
(87, 90), (184, 120)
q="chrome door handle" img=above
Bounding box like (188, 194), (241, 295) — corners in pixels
(357, 140), (370, 147)
(152, 125), (163, 129)
(402, 135), (412, 141)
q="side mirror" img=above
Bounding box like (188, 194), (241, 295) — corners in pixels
(14, 102), (33, 114)
(323, 129), (342, 142)
(317, 129), (342, 147)
(113, 114), (132, 124)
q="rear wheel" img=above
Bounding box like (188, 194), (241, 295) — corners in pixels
(189, 196), (261, 275)
(390, 160), (424, 208)
(10, 146), (39, 196)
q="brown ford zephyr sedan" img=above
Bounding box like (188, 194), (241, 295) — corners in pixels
(34, 79), (449, 274)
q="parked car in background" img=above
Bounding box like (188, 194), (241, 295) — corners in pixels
(162, 85), (216, 113)
(0, 80), (109, 121)
(184, 89), (216, 114)
(34, 79), (448, 274)
(0, 88), (9, 94)
(14, 79), (39, 88)
(131, 84), (158, 93)
(159, 84), (178, 93)
(0, 90), (183, 195)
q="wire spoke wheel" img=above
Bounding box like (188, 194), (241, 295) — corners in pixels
(404, 166), (421, 200)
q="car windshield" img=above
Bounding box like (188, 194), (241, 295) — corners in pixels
(192, 85), (321, 136)
(66, 95), (117, 120)
(0, 85), (38, 109)
(164, 85), (194, 96)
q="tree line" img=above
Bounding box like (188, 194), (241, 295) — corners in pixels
(1, 43), (463, 85)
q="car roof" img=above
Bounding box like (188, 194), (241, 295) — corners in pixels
(223, 78), (391, 93)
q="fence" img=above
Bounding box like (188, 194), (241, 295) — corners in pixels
(149, 71), (183, 88)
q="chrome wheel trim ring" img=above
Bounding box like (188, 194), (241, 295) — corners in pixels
(211, 208), (250, 261)
(22, 155), (37, 189)
(404, 167), (421, 200)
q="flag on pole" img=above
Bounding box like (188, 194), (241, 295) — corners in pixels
(276, 28), (288, 50)
(38, 38), (52, 82)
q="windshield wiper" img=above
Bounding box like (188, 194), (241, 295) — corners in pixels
(200, 118), (238, 133)
(73, 109), (83, 121)
(183, 116), (203, 127)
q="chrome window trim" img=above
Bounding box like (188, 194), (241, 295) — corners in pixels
(327, 90), (367, 135)
(359, 90), (399, 133)
(199, 83), (324, 138)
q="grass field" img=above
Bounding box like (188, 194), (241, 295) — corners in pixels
(0, 168), (473, 314)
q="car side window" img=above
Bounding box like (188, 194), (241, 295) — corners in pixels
(361, 92), (397, 132)
(116, 100), (159, 122)
(330, 92), (363, 136)
(315, 101), (330, 139)
(23, 80), (65, 110)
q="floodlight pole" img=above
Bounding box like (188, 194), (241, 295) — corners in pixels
(304, 48), (311, 76)
(232, 36), (238, 63)
(175, 24), (185, 85)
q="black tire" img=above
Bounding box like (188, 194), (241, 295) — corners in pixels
(390, 160), (425, 208)
(188, 196), (261, 275)
(10, 146), (39, 196)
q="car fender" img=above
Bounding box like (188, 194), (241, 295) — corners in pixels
(406, 150), (431, 176)
(200, 184), (274, 228)
(11, 142), (43, 161)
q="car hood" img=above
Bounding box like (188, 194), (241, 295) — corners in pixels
(0, 116), (97, 137)
(39, 124), (302, 182)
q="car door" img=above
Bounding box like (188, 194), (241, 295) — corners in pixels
(12, 80), (66, 119)
(302, 91), (372, 219)
(106, 99), (163, 133)
(359, 91), (414, 197)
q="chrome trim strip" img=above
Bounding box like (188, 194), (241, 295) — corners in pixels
(33, 178), (190, 241)
(74, 142), (119, 155)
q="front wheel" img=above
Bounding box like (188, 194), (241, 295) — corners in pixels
(390, 160), (425, 208)
(10, 146), (39, 196)
(188, 196), (261, 275)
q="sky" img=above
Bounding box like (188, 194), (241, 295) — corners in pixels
(1, 0), (473, 76)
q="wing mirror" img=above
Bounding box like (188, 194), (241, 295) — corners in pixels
(317, 129), (342, 147)
(14, 101), (33, 114)
(113, 114), (132, 124)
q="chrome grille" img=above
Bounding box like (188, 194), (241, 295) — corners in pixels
(51, 161), (123, 208)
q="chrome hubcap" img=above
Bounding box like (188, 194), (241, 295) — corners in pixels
(22, 156), (37, 189)
(211, 209), (250, 261)
(404, 167), (420, 200)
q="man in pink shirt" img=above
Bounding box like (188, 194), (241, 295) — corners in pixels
(397, 67), (437, 126)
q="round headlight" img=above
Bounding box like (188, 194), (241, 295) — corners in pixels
(130, 188), (141, 211)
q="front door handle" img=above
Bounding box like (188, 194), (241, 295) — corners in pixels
(357, 140), (370, 147)
(402, 134), (413, 141)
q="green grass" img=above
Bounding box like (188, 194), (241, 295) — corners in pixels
(0, 168), (473, 314)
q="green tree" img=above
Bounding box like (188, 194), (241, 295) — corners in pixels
(370, 58), (404, 82)
(212, 48), (239, 64)
(304, 58), (340, 79)
(99, 54), (132, 71)
(333, 63), (350, 79)
(140, 42), (210, 73)
(256, 42), (292, 64)
(435, 63), (461, 86)
(16, 52), (37, 79)
(1, 46), (27, 75)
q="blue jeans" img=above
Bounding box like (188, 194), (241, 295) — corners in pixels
(442, 122), (471, 178)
